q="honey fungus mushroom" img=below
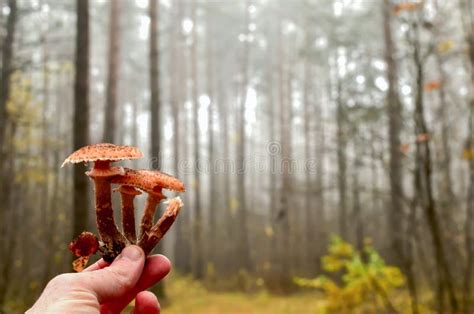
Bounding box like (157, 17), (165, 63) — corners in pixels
(111, 168), (185, 240)
(62, 143), (143, 262)
(62, 143), (185, 266)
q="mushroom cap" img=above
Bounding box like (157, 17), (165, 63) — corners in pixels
(114, 185), (142, 196)
(62, 143), (143, 167)
(68, 231), (99, 257)
(111, 168), (185, 194)
(87, 166), (125, 178)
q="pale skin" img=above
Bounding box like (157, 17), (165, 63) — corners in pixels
(27, 246), (171, 314)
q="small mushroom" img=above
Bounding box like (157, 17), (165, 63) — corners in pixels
(139, 197), (184, 255)
(114, 185), (141, 244)
(68, 231), (99, 272)
(111, 168), (186, 193)
(62, 143), (143, 262)
(111, 168), (184, 240)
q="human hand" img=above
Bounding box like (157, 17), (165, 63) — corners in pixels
(27, 245), (171, 314)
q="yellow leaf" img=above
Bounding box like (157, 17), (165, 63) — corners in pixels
(229, 197), (239, 216)
(463, 148), (474, 160)
(437, 40), (454, 54)
(264, 226), (274, 238)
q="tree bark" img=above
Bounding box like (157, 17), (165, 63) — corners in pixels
(460, 0), (474, 311)
(148, 0), (165, 297)
(235, 0), (252, 273)
(383, 0), (405, 262)
(72, 0), (90, 242)
(383, 1), (420, 312)
(206, 5), (217, 267)
(0, 0), (17, 307)
(335, 71), (347, 240)
(103, 0), (120, 143)
(149, 0), (161, 169)
(190, 1), (204, 279)
(302, 29), (316, 274)
(0, 0), (17, 154)
(411, 19), (458, 312)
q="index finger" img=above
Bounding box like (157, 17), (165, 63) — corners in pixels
(82, 258), (110, 272)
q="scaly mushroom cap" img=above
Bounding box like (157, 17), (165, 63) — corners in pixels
(61, 143), (143, 167)
(111, 168), (185, 194)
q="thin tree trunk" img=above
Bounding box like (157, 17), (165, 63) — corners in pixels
(411, 20), (458, 312)
(148, 0), (165, 297)
(0, 0), (17, 154)
(0, 4), (18, 301)
(353, 135), (364, 252)
(235, 0), (252, 273)
(40, 33), (52, 288)
(314, 80), (327, 272)
(383, 1), (419, 312)
(335, 73), (347, 240)
(266, 58), (278, 276)
(460, 0), (474, 312)
(383, 0), (405, 264)
(302, 29), (316, 274)
(0, 123), (18, 309)
(72, 0), (90, 242)
(172, 0), (191, 274)
(206, 5), (217, 267)
(271, 16), (291, 291)
(103, 0), (120, 143)
(190, 1), (204, 279)
(149, 0), (161, 169)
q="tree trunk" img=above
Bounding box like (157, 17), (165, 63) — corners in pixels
(235, 0), (251, 273)
(103, 0), (120, 143)
(172, 0), (191, 274)
(383, 1), (419, 312)
(335, 72), (347, 240)
(206, 5), (217, 267)
(190, 1), (204, 279)
(0, 0), (17, 154)
(411, 20), (458, 312)
(383, 0), (405, 262)
(302, 30), (316, 275)
(314, 80), (327, 272)
(269, 17), (291, 291)
(148, 0), (165, 297)
(72, 0), (90, 242)
(352, 135), (364, 252)
(0, 0), (17, 307)
(149, 0), (161, 169)
(460, 0), (474, 311)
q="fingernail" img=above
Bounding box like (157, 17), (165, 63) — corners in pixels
(121, 245), (143, 261)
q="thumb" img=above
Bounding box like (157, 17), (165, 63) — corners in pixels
(79, 245), (146, 303)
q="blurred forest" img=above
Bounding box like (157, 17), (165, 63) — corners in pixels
(0, 0), (473, 313)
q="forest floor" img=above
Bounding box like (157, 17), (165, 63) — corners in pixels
(161, 274), (322, 314)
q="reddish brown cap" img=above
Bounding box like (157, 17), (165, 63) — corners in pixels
(111, 168), (185, 193)
(61, 143), (143, 167)
(114, 185), (142, 196)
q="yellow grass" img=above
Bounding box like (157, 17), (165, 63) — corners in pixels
(163, 275), (323, 314)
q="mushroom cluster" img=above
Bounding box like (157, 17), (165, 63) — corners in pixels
(63, 143), (185, 270)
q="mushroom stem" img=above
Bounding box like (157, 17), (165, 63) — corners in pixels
(91, 161), (126, 262)
(119, 189), (138, 244)
(139, 193), (165, 240)
(138, 197), (183, 255)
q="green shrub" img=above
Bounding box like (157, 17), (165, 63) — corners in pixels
(295, 236), (405, 313)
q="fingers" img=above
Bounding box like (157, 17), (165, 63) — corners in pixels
(99, 254), (171, 313)
(132, 291), (160, 314)
(78, 245), (145, 303)
(83, 258), (110, 272)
